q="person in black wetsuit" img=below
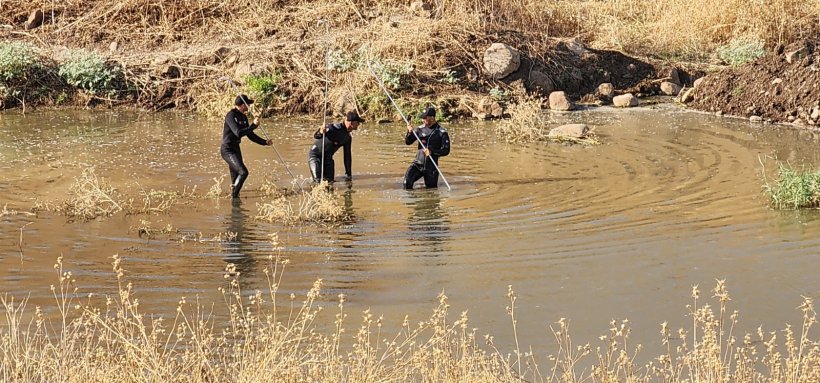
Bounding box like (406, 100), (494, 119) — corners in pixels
(404, 107), (450, 189)
(307, 111), (364, 183)
(220, 94), (273, 199)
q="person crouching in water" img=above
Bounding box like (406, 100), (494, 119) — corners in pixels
(404, 107), (450, 189)
(308, 111), (364, 183)
(220, 94), (273, 199)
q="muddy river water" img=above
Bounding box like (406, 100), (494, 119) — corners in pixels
(1, 105), (819, 355)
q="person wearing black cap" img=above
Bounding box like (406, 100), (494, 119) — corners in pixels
(404, 106), (450, 189)
(308, 111), (364, 182)
(220, 94), (273, 199)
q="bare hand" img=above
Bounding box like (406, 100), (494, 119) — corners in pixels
(266, 139), (273, 146)
(423, 148), (431, 157)
(407, 123), (414, 132)
(253, 117), (259, 125)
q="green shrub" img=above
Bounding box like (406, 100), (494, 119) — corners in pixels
(0, 41), (41, 97)
(716, 38), (765, 66)
(245, 72), (281, 108)
(371, 60), (413, 90)
(58, 50), (119, 95)
(764, 162), (820, 209)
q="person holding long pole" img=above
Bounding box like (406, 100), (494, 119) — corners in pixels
(221, 94), (273, 199)
(308, 111), (364, 183)
(404, 107), (450, 189)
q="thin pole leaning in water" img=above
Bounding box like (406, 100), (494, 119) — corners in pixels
(218, 76), (303, 192)
(365, 61), (452, 191)
(318, 20), (330, 181)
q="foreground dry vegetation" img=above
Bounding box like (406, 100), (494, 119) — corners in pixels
(1, 254), (818, 382)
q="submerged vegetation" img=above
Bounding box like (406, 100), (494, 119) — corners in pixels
(763, 161), (820, 210)
(1, 255), (818, 382)
(256, 182), (347, 225)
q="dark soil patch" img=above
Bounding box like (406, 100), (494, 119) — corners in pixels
(689, 39), (820, 127)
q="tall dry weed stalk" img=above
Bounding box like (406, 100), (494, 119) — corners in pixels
(1, 255), (820, 382)
(497, 95), (550, 143)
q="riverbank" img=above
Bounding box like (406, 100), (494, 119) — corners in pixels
(1, 1), (818, 125)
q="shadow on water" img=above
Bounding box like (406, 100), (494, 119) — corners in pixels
(223, 199), (258, 284)
(405, 189), (451, 255)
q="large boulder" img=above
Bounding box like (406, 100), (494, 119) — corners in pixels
(548, 123), (589, 139)
(548, 91), (574, 111)
(660, 81), (682, 96)
(597, 83), (615, 100)
(483, 43), (520, 80)
(613, 93), (639, 107)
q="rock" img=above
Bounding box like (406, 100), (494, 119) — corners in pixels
(410, 0), (433, 16)
(811, 107), (820, 121)
(749, 115), (763, 123)
(213, 47), (231, 61)
(25, 10), (43, 30)
(528, 70), (554, 94)
(561, 38), (588, 56)
(157, 65), (180, 78)
(476, 97), (503, 119)
(548, 123), (589, 139)
(660, 81), (681, 96)
(109, 41), (118, 52)
(483, 43), (520, 80)
(597, 83), (615, 99)
(613, 93), (638, 107)
(716, 111), (723, 116)
(786, 49), (805, 64)
(225, 55), (238, 66)
(679, 88), (695, 103)
(234, 62), (256, 79)
(548, 91), (574, 111)
(669, 68), (682, 86)
(693, 77), (705, 89)
(152, 55), (170, 66)
(771, 78), (783, 85)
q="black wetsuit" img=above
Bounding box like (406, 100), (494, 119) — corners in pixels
(307, 122), (352, 182)
(220, 108), (267, 198)
(404, 122), (450, 189)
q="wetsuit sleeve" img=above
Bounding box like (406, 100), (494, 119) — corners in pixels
(431, 130), (450, 157)
(225, 113), (258, 138)
(344, 138), (352, 177)
(405, 130), (418, 145)
(247, 131), (268, 145)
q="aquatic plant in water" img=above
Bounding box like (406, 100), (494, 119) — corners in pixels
(763, 161), (820, 209)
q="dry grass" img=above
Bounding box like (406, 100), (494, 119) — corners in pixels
(1, 254), (818, 382)
(0, 204), (35, 218)
(57, 168), (125, 221)
(256, 181), (347, 225)
(131, 185), (196, 215)
(497, 95), (550, 143)
(130, 219), (178, 239)
(4, 0), (817, 114)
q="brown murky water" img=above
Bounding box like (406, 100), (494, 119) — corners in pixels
(1, 106), (819, 354)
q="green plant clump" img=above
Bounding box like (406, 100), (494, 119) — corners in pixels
(764, 162), (820, 209)
(716, 38), (765, 66)
(58, 50), (119, 96)
(0, 41), (40, 97)
(245, 72), (281, 108)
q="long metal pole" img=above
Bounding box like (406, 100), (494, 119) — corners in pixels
(365, 61), (451, 191)
(218, 76), (303, 191)
(319, 20), (330, 182)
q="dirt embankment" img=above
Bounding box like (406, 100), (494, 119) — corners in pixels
(687, 40), (820, 127)
(1, 1), (814, 126)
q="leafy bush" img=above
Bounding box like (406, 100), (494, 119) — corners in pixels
(244, 72), (281, 108)
(371, 60), (413, 90)
(58, 50), (119, 95)
(0, 41), (41, 98)
(716, 38), (765, 66)
(0, 41), (39, 84)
